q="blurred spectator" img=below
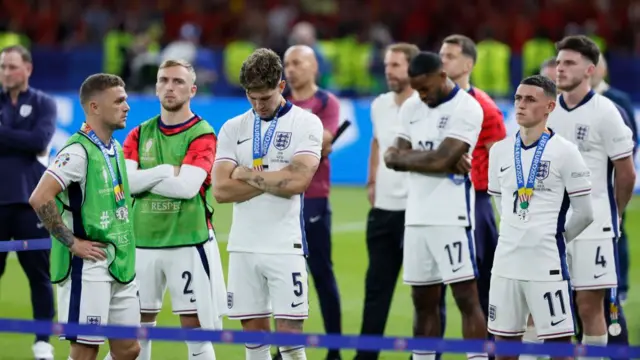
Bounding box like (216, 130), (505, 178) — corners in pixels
(289, 22), (332, 89)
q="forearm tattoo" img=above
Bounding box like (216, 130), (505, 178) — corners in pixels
(246, 160), (318, 194)
(35, 200), (75, 247)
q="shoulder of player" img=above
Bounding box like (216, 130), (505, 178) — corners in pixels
(593, 93), (623, 118)
(290, 105), (323, 127)
(549, 134), (580, 156)
(56, 142), (88, 161)
(315, 88), (340, 106)
(490, 136), (512, 155)
(455, 92), (483, 118)
(221, 111), (252, 132)
(469, 88), (502, 114)
(371, 91), (394, 109)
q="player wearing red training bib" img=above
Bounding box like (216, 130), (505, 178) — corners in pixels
(439, 34), (506, 338)
(123, 60), (226, 360)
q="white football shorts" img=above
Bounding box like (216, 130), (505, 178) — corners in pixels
(57, 277), (139, 345)
(567, 238), (618, 290)
(403, 225), (478, 285)
(488, 275), (575, 340)
(226, 252), (309, 320)
(136, 243), (213, 314)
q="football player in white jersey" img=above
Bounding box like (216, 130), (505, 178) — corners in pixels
(212, 48), (323, 360)
(384, 51), (488, 360)
(488, 75), (595, 360)
(546, 36), (636, 357)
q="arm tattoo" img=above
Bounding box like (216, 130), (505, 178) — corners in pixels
(35, 200), (75, 247)
(245, 160), (318, 195)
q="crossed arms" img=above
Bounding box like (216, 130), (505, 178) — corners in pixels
(384, 137), (471, 175)
(212, 154), (320, 203)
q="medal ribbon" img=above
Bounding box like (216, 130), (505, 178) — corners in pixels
(81, 123), (126, 208)
(252, 104), (282, 170)
(514, 130), (550, 210)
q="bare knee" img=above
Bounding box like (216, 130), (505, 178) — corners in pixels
(576, 290), (605, 321)
(180, 314), (201, 328)
(69, 343), (99, 360)
(109, 340), (141, 360)
(451, 280), (482, 314)
(140, 312), (158, 323)
(241, 317), (271, 331)
(275, 318), (304, 333)
(411, 285), (442, 315)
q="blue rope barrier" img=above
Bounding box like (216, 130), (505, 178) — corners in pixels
(0, 238), (51, 252)
(0, 319), (637, 358)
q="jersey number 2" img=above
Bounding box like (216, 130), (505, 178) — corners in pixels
(182, 271), (194, 295)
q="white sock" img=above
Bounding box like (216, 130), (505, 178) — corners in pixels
(579, 334), (607, 360)
(411, 352), (436, 360)
(467, 352), (488, 359)
(279, 346), (307, 360)
(520, 325), (543, 360)
(138, 321), (156, 360)
(187, 340), (216, 360)
(103, 353), (113, 360)
(245, 344), (271, 360)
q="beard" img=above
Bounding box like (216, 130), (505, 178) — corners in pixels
(557, 77), (583, 92)
(161, 99), (186, 112)
(387, 77), (410, 93)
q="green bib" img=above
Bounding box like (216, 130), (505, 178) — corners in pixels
(133, 116), (215, 248)
(51, 132), (136, 284)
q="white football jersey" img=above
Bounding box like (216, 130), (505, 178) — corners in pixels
(488, 131), (592, 281)
(215, 102), (323, 255)
(370, 91), (416, 211)
(547, 91), (634, 239)
(398, 87), (483, 227)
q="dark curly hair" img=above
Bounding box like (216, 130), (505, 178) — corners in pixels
(239, 48), (283, 91)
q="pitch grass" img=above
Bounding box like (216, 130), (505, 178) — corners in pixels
(1, 187), (639, 359)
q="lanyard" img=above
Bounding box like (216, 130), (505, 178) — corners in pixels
(81, 123), (126, 210)
(514, 130), (550, 210)
(252, 104), (282, 170)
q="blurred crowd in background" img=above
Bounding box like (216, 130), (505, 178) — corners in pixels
(2, 0), (640, 99)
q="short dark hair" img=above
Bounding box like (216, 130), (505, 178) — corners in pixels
(408, 51), (443, 78)
(239, 48), (283, 91)
(386, 43), (420, 63)
(0, 45), (32, 63)
(540, 57), (556, 70)
(520, 75), (557, 98)
(555, 35), (600, 65)
(79, 73), (126, 105)
(442, 34), (477, 62)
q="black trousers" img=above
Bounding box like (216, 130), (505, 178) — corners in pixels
(0, 204), (55, 343)
(355, 208), (447, 360)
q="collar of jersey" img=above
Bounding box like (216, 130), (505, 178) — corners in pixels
(431, 85), (460, 108)
(558, 90), (595, 112)
(519, 128), (555, 150)
(261, 101), (293, 121)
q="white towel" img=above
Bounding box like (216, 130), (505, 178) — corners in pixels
(192, 231), (227, 330)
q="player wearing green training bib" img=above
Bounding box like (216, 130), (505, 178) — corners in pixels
(123, 60), (226, 360)
(30, 74), (140, 360)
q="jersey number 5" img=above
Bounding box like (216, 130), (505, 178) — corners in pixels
(292, 272), (304, 297)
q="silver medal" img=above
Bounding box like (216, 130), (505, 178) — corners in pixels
(609, 323), (622, 336)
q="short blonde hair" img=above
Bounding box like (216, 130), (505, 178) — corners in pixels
(386, 43), (420, 63)
(159, 59), (197, 83)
